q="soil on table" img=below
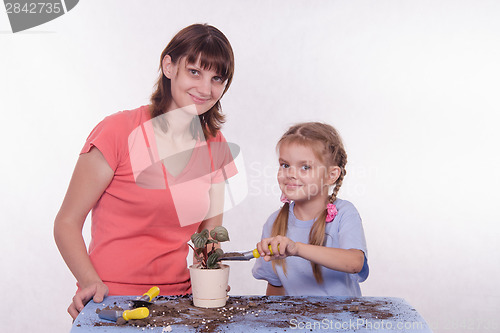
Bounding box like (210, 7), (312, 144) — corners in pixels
(95, 295), (395, 332)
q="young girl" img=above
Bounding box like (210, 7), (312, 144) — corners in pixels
(54, 24), (236, 319)
(252, 122), (368, 296)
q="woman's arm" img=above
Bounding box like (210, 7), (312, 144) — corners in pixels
(195, 182), (230, 293)
(193, 181), (225, 266)
(257, 236), (365, 274)
(53, 147), (113, 318)
(197, 181), (225, 233)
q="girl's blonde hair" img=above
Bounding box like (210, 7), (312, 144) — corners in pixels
(271, 122), (347, 284)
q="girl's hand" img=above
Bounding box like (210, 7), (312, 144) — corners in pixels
(68, 282), (109, 320)
(256, 236), (298, 261)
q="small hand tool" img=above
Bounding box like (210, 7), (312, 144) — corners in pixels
(98, 307), (149, 322)
(129, 286), (160, 308)
(219, 245), (278, 261)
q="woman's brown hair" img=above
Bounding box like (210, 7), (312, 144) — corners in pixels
(150, 23), (235, 138)
(271, 122), (348, 284)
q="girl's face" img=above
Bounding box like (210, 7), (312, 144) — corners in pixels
(278, 142), (339, 204)
(163, 55), (227, 115)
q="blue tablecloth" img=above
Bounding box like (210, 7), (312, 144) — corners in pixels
(71, 295), (432, 332)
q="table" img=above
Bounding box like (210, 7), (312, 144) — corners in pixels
(71, 295), (432, 332)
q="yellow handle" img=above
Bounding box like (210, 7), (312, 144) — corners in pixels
(122, 307), (149, 321)
(253, 245), (278, 258)
(143, 286), (160, 302)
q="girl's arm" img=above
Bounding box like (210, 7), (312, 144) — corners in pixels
(266, 283), (285, 296)
(53, 147), (113, 319)
(295, 243), (365, 274)
(257, 236), (365, 274)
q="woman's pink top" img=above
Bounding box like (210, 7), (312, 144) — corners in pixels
(80, 105), (236, 295)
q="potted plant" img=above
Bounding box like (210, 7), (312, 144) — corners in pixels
(188, 226), (230, 308)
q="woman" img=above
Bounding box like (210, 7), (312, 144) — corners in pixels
(54, 23), (236, 319)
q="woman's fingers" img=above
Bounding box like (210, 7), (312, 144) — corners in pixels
(68, 282), (109, 320)
(68, 302), (80, 320)
(92, 283), (109, 303)
(68, 289), (92, 320)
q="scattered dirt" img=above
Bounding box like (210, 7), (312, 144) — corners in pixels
(94, 296), (395, 332)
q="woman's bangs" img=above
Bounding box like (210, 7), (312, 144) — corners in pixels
(185, 40), (232, 80)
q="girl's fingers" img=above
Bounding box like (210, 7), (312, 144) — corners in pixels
(270, 243), (280, 257)
(258, 236), (287, 257)
(258, 239), (271, 256)
(256, 242), (264, 256)
(258, 236), (292, 259)
(278, 243), (286, 256)
(270, 236), (285, 256)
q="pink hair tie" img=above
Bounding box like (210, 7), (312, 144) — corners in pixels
(326, 203), (338, 222)
(280, 193), (290, 204)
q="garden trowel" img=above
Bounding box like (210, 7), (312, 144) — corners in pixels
(219, 245), (277, 261)
(98, 307), (149, 322)
(129, 286), (160, 308)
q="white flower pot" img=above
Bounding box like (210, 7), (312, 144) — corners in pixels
(189, 264), (230, 308)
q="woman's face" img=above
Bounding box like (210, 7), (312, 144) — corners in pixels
(163, 55), (227, 115)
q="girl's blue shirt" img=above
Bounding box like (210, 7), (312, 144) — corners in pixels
(252, 198), (369, 296)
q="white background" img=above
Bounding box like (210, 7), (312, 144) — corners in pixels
(1, 1), (499, 332)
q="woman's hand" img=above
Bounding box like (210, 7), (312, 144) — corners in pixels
(256, 235), (298, 261)
(68, 281), (109, 320)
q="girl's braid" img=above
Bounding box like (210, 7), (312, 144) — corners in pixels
(329, 144), (347, 203)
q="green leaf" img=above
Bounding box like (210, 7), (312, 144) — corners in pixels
(191, 229), (209, 249)
(210, 226), (230, 242)
(207, 250), (223, 269)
